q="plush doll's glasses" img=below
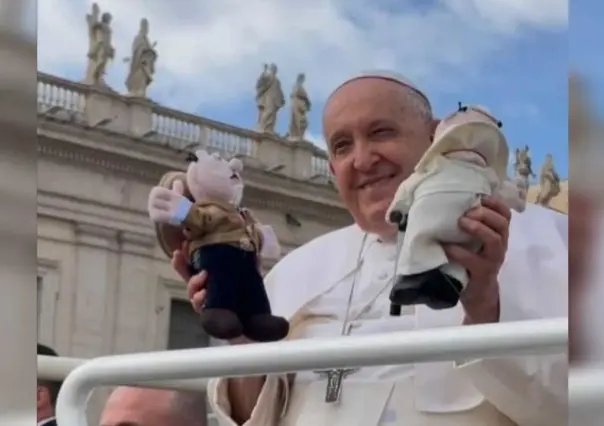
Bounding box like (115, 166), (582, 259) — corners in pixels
(185, 152), (198, 162)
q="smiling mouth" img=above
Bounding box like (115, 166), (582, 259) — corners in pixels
(358, 173), (397, 190)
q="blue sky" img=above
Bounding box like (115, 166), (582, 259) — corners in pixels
(38, 0), (569, 180)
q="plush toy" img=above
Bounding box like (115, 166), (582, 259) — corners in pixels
(385, 103), (524, 313)
(148, 150), (289, 342)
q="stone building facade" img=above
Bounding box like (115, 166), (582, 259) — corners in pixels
(36, 72), (351, 422)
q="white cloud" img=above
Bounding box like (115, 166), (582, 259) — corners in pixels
(37, 0), (568, 114)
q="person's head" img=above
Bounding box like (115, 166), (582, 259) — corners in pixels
(297, 73), (305, 84)
(323, 73), (435, 239)
(100, 387), (207, 426)
(37, 344), (61, 422)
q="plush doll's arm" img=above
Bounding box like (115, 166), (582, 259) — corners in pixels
(497, 180), (526, 213)
(385, 178), (415, 223)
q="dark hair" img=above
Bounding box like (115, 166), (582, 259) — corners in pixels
(37, 344), (62, 406)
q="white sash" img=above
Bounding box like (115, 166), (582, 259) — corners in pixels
(283, 377), (517, 426)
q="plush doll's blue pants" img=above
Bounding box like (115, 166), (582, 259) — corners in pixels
(191, 243), (289, 342)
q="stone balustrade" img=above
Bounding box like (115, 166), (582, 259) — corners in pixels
(37, 72), (332, 182)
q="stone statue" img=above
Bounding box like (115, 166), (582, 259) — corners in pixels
(287, 73), (311, 141)
(536, 154), (561, 206)
(85, 3), (115, 86)
(255, 64), (270, 125)
(125, 18), (158, 98)
(513, 145), (535, 192)
(255, 63), (285, 134)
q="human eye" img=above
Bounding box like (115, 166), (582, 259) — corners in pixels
(331, 140), (351, 155)
(371, 127), (394, 138)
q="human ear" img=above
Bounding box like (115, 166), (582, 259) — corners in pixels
(37, 385), (48, 408)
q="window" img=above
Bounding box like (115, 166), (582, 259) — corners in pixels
(167, 299), (210, 349)
(167, 299), (216, 424)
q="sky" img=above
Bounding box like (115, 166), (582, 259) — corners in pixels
(37, 0), (569, 180)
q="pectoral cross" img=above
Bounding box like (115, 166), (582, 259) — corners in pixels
(315, 367), (357, 403)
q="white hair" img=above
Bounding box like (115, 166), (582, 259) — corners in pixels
(397, 84), (433, 125)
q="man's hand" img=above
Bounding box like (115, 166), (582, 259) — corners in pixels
(444, 196), (512, 324)
(148, 185), (192, 225)
(171, 242), (206, 313)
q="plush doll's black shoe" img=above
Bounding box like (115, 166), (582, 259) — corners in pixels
(200, 308), (244, 340)
(389, 269), (463, 310)
(243, 314), (290, 342)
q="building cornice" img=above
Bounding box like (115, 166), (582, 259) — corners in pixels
(38, 189), (305, 256)
(38, 116), (351, 226)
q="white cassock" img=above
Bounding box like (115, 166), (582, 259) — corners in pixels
(207, 204), (568, 426)
(388, 156), (498, 285)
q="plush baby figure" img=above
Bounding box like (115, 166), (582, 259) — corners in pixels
(385, 103), (524, 312)
(148, 150), (289, 342)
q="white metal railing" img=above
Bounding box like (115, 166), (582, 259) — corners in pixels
(56, 318), (567, 425)
(38, 355), (209, 392)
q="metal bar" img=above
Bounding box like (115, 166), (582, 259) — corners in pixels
(38, 355), (209, 391)
(57, 318), (567, 425)
(569, 366), (604, 407)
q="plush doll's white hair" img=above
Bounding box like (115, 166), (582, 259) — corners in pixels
(326, 70), (433, 124)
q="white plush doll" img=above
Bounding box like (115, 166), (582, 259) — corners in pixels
(385, 103), (524, 312)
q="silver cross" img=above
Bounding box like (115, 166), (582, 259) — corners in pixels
(315, 368), (357, 403)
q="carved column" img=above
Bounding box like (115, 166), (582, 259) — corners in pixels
(112, 230), (158, 353)
(70, 223), (119, 357)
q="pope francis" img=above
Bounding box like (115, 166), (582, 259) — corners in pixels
(170, 72), (568, 426)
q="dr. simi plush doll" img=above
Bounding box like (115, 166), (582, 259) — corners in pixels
(386, 104), (525, 313)
(147, 150), (289, 342)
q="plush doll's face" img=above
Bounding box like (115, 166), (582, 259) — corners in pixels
(186, 150), (244, 205)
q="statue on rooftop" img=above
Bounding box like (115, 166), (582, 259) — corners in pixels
(513, 145), (535, 194)
(287, 73), (311, 141)
(85, 3), (115, 86)
(125, 18), (158, 98)
(536, 154), (561, 206)
(255, 63), (284, 134)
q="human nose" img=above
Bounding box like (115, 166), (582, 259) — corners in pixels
(351, 141), (379, 172)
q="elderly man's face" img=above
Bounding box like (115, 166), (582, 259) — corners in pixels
(323, 78), (433, 237)
(100, 387), (188, 426)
